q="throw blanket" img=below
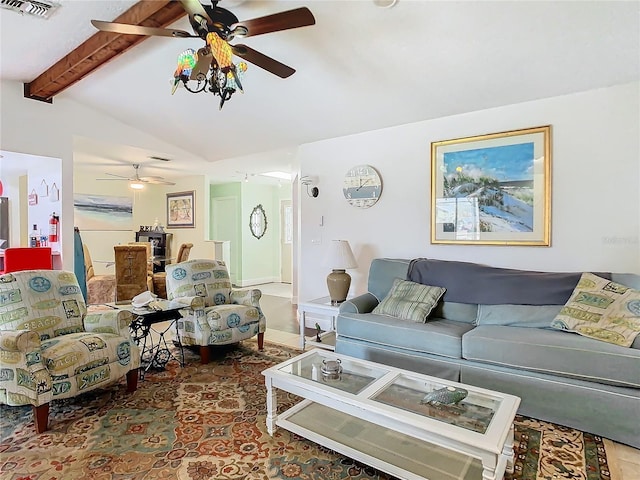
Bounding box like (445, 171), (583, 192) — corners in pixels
(407, 258), (612, 305)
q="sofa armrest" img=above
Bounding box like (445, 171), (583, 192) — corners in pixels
(0, 330), (52, 406)
(231, 288), (262, 308)
(84, 310), (134, 337)
(339, 293), (379, 314)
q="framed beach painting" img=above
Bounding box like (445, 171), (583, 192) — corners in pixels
(167, 191), (195, 228)
(431, 125), (551, 246)
(74, 194), (133, 231)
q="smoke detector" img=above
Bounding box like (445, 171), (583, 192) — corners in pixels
(0, 0), (60, 19)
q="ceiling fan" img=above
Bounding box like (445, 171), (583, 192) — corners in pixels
(91, 0), (316, 109)
(97, 164), (176, 189)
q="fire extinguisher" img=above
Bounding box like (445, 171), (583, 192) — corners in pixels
(49, 212), (59, 243)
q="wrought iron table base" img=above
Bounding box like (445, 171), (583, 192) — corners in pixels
(130, 312), (184, 380)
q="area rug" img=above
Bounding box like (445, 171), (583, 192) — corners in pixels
(0, 341), (618, 480)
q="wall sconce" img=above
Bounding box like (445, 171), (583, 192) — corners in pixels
(301, 175), (319, 198)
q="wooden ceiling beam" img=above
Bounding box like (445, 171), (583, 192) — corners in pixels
(24, 0), (187, 102)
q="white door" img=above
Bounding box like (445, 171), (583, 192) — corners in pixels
(280, 199), (292, 283)
(212, 196), (238, 285)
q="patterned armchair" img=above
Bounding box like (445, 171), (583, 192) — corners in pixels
(165, 259), (266, 363)
(0, 270), (140, 433)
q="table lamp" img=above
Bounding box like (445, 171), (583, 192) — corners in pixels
(326, 240), (357, 305)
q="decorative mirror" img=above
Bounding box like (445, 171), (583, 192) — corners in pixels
(250, 204), (267, 239)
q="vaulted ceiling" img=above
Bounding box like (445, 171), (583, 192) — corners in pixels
(1, 1), (639, 183)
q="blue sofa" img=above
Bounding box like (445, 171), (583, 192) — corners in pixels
(335, 258), (640, 448)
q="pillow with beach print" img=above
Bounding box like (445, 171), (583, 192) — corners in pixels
(551, 272), (640, 347)
(373, 278), (445, 323)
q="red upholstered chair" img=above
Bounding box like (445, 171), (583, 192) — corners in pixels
(3, 247), (53, 273)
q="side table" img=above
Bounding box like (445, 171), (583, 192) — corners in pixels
(298, 296), (340, 351)
(107, 300), (185, 379)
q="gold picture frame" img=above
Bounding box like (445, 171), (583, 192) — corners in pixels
(167, 191), (195, 228)
(431, 125), (551, 246)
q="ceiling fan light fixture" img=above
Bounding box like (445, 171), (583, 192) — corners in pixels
(373, 0), (398, 7)
(129, 181), (145, 190)
(228, 25), (248, 40)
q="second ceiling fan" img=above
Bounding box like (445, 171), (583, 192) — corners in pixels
(97, 164), (176, 189)
(92, 0), (316, 108)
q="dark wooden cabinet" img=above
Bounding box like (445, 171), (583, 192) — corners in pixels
(135, 231), (172, 273)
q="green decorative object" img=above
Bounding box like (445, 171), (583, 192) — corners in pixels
(315, 322), (322, 342)
(420, 386), (468, 406)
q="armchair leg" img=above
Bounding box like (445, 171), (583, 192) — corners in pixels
(257, 332), (264, 350)
(200, 345), (211, 364)
(126, 369), (139, 392)
(33, 403), (50, 433)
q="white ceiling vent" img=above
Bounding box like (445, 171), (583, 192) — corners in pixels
(0, 0), (60, 19)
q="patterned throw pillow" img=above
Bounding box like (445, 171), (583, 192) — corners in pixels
(373, 278), (445, 323)
(551, 272), (640, 347)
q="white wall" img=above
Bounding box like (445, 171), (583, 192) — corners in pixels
(0, 79), (206, 271)
(298, 82), (640, 301)
(73, 170), (210, 275)
(0, 152), (61, 249)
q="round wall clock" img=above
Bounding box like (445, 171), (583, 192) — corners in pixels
(343, 165), (383, 208)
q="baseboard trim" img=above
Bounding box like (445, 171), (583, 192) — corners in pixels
(237, 276), (280, 287)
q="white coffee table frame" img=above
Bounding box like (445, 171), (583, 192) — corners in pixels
(263, 350), (520, 480)
(298, 296), (340, 351)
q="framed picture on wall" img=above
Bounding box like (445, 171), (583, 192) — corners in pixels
(431, 125), (551, 246)
(167, 191), (195, 228)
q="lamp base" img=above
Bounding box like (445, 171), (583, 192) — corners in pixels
(327, 269), (351, 305)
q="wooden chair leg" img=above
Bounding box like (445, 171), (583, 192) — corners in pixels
(126, 369), (139, 392)
(32, 403), (50, 434)
(257, 332), (264, 350)
(200, 345), (210, 364)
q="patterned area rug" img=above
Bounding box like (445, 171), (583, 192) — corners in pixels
(0, 342), (617, 480)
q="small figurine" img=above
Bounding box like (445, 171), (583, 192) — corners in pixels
(315, 322), (322, 342)
(420, 386), (468, 406)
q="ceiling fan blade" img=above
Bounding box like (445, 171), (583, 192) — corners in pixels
(96, 178), (130, 181)
(179, 0), (213, 24)
(141, 177), (177, 185)
(91, 20), (196, 38)
(233, 7), (315, 38)
(102, 172), (131, 179)
(232, 44), (295, 78)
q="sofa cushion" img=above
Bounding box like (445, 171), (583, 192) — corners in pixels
(367, 258), (411, 302)
(407, 258), (611, 305)
(476, 304), (562, 328)
(551, 273), (640, 347)
(431, 301), (478, 324)
(372, 279), (445, 322)
(462, 325), (640, 388)
(337, 312), (474, 359)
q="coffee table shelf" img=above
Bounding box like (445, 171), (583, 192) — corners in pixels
(279, 401), (483, 480)
(263, 349), (520, 480)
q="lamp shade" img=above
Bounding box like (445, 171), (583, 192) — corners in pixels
(326, 240), (357, 304)
(326, 240), (357, 270)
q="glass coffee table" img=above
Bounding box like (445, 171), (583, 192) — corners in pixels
(263, 350), (520, 480)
